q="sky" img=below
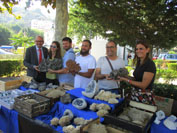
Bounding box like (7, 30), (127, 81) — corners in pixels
(15, 0), (56, 19)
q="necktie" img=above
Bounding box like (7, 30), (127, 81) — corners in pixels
(38, 48), (42, 64)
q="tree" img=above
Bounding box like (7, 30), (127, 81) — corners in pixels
(74, 0), (177, 49)
(67, 0), (101, 44)
(0, 0), (68, 54)
(0, 24), (11, 45)
(9, 31), (34, 48)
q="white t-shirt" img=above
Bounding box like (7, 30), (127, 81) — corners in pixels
(74, 54), (96, 89)
(97, 56), (125, 90)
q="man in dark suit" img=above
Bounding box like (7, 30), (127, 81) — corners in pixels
(24, 36), (48, 82)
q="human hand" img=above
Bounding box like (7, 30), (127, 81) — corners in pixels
(105, 74), (112, 80)
(34, 66), (39, 72)
(118, 76), (127, 82)
(63, 68), (69, 74)
(48, 69), (53, 73)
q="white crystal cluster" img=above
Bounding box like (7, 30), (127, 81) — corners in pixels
(163, 115), (177, 130)
(154, 110), (165, 124)
(90, 103), (111, 117)
(50, 109), (74, 126)
(86, 123), (107, 133)
(94, 90), (120, 104)
(82, 80), (99, 98)
(118, 107), (152, 126)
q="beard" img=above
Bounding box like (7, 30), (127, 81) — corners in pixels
(80, 50), (89, 56)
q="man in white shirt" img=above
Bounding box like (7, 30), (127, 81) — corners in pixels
(95, 41), (125, 91)
(74, 40), (96, 89)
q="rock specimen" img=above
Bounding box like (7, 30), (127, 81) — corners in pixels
(94, 90), (120, 104)
(72, 98), (87, 110)
(109, 67), (129, 80)
(60, 93), (72, 104)
(50, 117), (59, 126)
(82, 80), (98, 98)
(38, 58), (62, 72)
(66, 60), (81, 73)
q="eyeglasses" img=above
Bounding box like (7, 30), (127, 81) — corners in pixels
(106, 46), (115, 49)
(136, 48), (144, 51)
(50, 45), (57, 48)
(35, 41), (44, 43)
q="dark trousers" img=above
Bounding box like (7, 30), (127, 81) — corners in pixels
(34, 72), (46, 83)
(46, 78), (59, 86)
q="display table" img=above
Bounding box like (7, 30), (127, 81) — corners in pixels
(151, 118), (177, 133)
(1, 87), (176, 133)
(0, 106), (19, 133)
(67, 88), (124, 110)
(36, 101), (98, 133)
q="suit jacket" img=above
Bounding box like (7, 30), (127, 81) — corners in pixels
(23, 45), (48, 78)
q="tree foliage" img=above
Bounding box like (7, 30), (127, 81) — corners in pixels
(0, 0), (21, 19)
(9, 31), (34, 48)
(0, 24), (11, 45)
(68, 0), (101, 43)
(76, 0), (177, 49)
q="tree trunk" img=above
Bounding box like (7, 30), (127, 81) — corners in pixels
(55, 0), (68, 56)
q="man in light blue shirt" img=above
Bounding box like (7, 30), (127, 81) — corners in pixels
(49, 37), (75, 86)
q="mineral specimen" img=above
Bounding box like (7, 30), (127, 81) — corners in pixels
(59, 115), (71, 126)
(74, 117), (92, 126)
(38, 58), (62, 72)
(50, 117), (59, 126)
(82, 80), (98, 98)
(94, 90), (120, 103)
(46, 89), (65, 98)
(72, 98), (87, 110)
(87, 123), (107, 133)
(63, 109), (74, 120)
(60, 93), (72, 104)
(109, 67), (129, 80)
(66, 60), (81, 73)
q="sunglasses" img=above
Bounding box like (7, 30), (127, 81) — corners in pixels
(50, 45), (57, 48)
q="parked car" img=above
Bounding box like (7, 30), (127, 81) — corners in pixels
(152, 56), (158, 60)
(0, 49), (14, 54)
(158, 53), (177, 61)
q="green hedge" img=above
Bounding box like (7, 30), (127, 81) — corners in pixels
(167, 63), (177, 71)
(121, 82), (177, 100)
(0, 59), (24, 77)
(153, 83), (177, 100)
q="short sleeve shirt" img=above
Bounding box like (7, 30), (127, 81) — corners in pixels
(133, 58), (156, 90)
(58, 48), (75, 85)
(74, 54), (96, 89)
(97, 56), (125, 90)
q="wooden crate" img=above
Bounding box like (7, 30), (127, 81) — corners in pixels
(0, 77), (22, 91)
(14, 93), (50, 118)
(81, 118), (125, 133)
(103, 100), (157, 133)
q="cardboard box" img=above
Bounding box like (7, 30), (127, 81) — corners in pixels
(154, 95), (177, 116)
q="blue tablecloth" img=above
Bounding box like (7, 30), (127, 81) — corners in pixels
(18, 86), (39, 92)
(67, 88), (124, 111)
(151, 117), (177, 133)
(36, 101), (98, 133)
(0, 106), (19, 133)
